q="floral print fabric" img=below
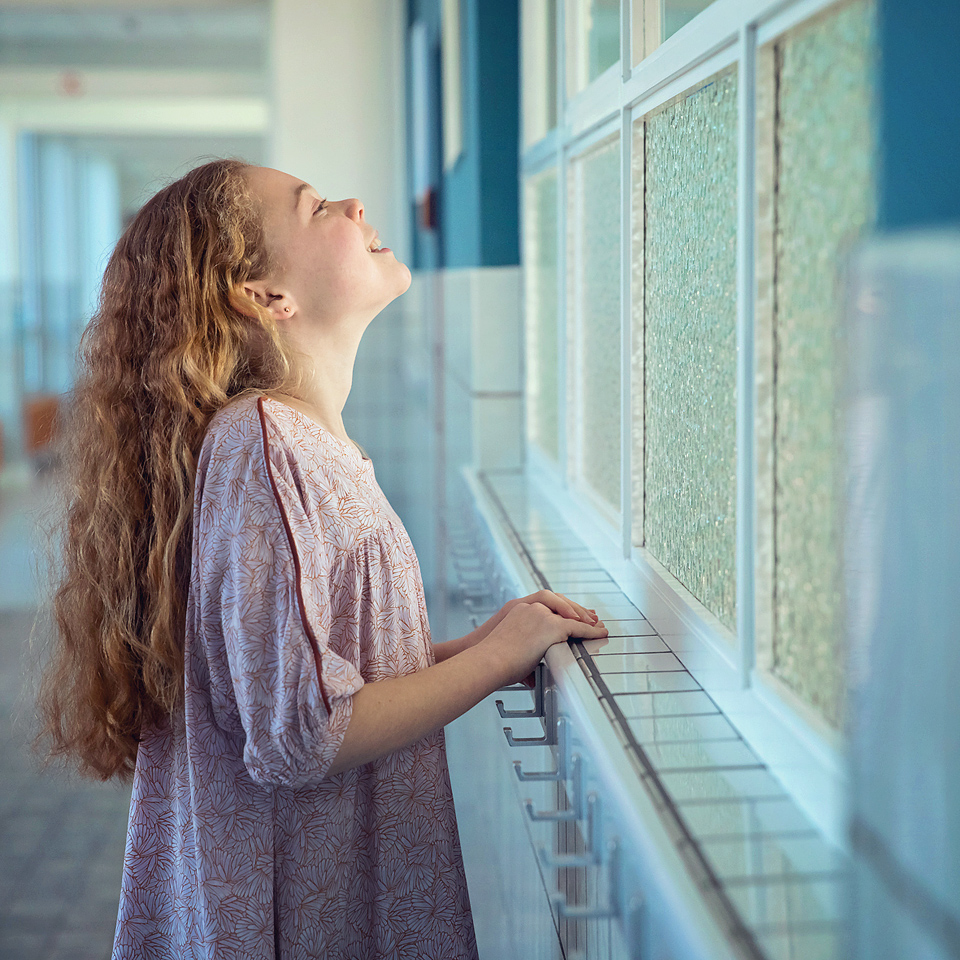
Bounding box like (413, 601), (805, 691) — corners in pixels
(112, 395), (478, 960)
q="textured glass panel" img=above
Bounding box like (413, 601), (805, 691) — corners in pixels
(773, 0), (875, 725)
(566, 0), (619, 96)
(522, 0), (558, 146)
(643, 69), (738, 630)
(524, 167), (559, 459)
(572, 135), (620, 509)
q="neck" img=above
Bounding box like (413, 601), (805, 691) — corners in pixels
(274, 325), (363, 444)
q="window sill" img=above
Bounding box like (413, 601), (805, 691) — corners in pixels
(491, 452), (847, 852)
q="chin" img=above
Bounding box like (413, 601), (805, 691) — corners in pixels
(368, 266), (413, 320)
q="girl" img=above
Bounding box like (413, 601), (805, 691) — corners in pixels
(38, 159), (607, 959)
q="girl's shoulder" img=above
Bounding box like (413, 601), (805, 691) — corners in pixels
(200, 393), (367, 487)
(199, 393), (276, 465)
(195, 394), (325, 515)
(203, 391), (263, 438)
(202, 392), (308, 453)
(197, 394), (383, 541)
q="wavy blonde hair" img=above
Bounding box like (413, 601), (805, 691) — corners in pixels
(38, 158), (294, 781)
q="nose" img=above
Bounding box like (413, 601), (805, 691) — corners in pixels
(343, 198), (364, 222)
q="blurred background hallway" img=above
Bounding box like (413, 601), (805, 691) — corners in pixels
(0, 478), (130, 960)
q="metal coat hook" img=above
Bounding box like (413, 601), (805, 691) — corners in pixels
(502, 664), (556, 747)
(503, 722), (553, 747)
(539, 791), (602, 868)
(496, 662), (545, 719)
(514, 716), (568, 782)
(552, 838), (622, 921)
(525, 754), (584, 822)
(462, 590), (492, 603)
(625, 894), (645, 960)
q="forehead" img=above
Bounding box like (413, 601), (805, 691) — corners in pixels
(245, 166), (313, 213)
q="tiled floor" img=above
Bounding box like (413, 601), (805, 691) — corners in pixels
(0, 477), (131, 960)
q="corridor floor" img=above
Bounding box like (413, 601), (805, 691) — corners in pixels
(0, 476), (131, 960)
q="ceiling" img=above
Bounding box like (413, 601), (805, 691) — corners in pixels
(2, 5), (270, 214)
(0, 4), (269, 70)
(0, 0), (263, 7)
(51, 130), (266, 212)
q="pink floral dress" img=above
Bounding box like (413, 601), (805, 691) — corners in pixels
(112, 394), (478, 960)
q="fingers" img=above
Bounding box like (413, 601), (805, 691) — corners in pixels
(493, 598), (520, 624)
(529, 589), (599, 625)
(567, 618), (609, 640)
(522, 600), (608, 639)
(560, 594), (598, 624)
(498, 601), (608, 661)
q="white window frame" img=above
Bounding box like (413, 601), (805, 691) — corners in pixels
(520, 0), (858, 850)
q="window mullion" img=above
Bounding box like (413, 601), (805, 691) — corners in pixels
(556, 0), (569, 483)
(619, 101), (633, 555)
(735, 21), (758, 688)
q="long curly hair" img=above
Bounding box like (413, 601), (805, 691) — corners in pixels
(37, 158), (294, 781)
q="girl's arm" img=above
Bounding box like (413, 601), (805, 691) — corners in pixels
(432, 590), (599, 663)
(327, 601), (607, 776)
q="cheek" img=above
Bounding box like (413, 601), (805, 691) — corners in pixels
(321, 248), (370, 302)
(288, 238), (356, 299)
(310, 256), (385, 323)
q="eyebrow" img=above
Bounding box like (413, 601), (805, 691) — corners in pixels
(293, 182), (311, 211)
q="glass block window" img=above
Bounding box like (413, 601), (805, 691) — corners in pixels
(524, 167), (560, 460)
(522, 0), (558, 147)
(767, 0), (876, 725)
(569, 134), (620, 511)
(522, 0), (879, 747)
(641, 68), (739, 632)
(566, 0), (619, 97)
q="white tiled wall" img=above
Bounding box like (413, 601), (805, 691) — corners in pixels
(441, 267), (524, 472)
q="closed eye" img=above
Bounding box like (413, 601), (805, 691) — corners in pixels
(313, 198), (327, 215)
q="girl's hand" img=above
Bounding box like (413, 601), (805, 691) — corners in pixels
(436, 590), (602, 665)
(481, 590), (599, 638)
(510, 590), (599, 624)
(479, 600), (608, 687)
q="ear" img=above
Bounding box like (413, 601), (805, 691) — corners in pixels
(235, 279), (298, 321)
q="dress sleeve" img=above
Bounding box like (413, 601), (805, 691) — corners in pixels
(190, 404), (365, 788)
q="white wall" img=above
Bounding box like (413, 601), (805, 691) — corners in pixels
(268, 0), (408, 266)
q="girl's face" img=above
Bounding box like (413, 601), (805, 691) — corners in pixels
(244, 165), (410, 331)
